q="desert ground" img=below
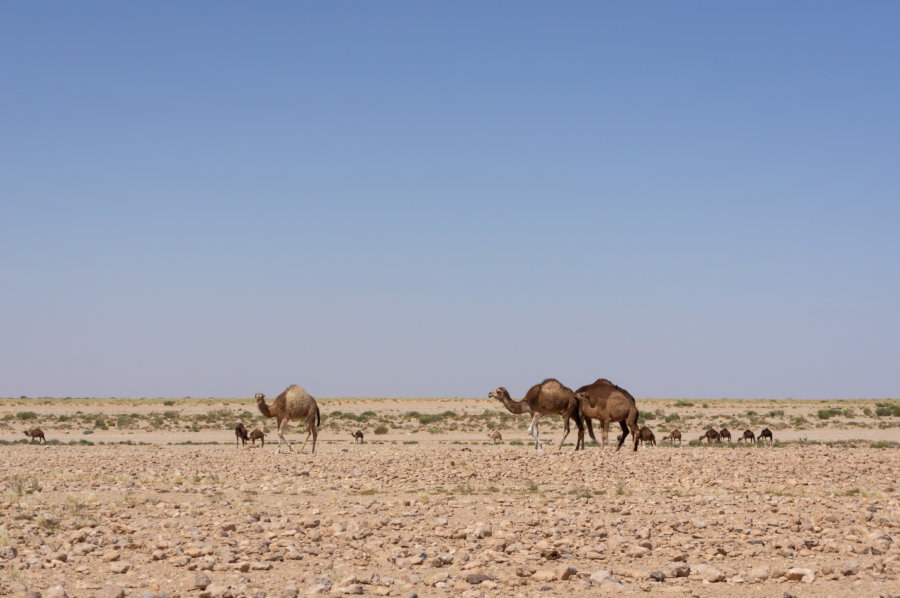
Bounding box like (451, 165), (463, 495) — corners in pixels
(2, 396), (899, 598)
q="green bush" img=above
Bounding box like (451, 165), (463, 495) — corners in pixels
(665, 413), (680, 422)
(16, 411), (38, 420)
(374, 425), (388, 435)
(875, 403), (900, 417)
(817, 408), (842, 420)
(94, 417), (108, 430)
(674, 400), (694, 407)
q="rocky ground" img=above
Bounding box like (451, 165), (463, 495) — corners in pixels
(2, 439), (899, 598)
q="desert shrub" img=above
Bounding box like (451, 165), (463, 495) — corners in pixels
(674, 400), (694, 407)
(767, 409), (784, 417)
(94, 417), (108, 430)
(665, 413), (680, 422)
(162, 400), (176, 406)
(16, 412), (38, 420)
(843, 408), (856, 418)
(57, 415), (70, 422)
(416, 413), (443, 425)
(163, 411), (179, 420)
(374, 425), (388, 435)
(791, 416), (810, 428)
(115, 415), (133, 428)
(817, 408), (842, 420)
(875, 403), (900, 417)
(863, 407), (873, 417)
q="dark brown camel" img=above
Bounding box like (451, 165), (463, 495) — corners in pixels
(664, 429), (682, 445)
(719, 428), (732, 443)
(352, 430), (364, 444)
(249, 429), (266, 446)
(638, 426), (656, 446)
(489, 379), (584, 451)
(759, 428), (774, 443)
(235, 423), (249, 447)
(574, 378), (640, 452)
(699, 428), (720, 443)
(740, 429), (756, 443)
(24, 428), (45, 443)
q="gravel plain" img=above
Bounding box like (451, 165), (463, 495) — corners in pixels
(3, 433), (900, 598)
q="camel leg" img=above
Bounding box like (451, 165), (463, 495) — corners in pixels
(616, 420), (628, 451)
(557, 416), (571, 451)
(276, 418), (294, 454)
(527, 413), (543, 450)
(601, 419), (610, 447)
(584, 417), (599, 447)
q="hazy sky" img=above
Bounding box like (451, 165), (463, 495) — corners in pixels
(2, 3), (898, 399)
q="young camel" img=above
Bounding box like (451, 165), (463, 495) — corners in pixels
(24, 428), (45, 443)
(664, 429), (682, 445)
(574, 378), (640, 452)
(489, 379), (583, 451)
(699, 428), (720, 443)
(759, 428), (774, 444)
(352, 430), (364, 444)
(249, 429), (266, 446)
(740, 429), (756, 443)
(234, 423), (249, 447)
(638, 426), (656, 446)
(255, 385), (320, 454)
(719, 428), (732, 443)
(487, 430), (502, 444)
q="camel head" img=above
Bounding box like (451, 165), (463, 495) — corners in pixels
(254, 393), (265, 404)
(488, 387), (510, 403)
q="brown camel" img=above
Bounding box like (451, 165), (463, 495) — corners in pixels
(489, 378), (583, 451)
(487, 430), (502, 444)
(249, 429), (266, 446)
(759, 428), (774, 443)
(24, 428), (45, 443)
(699, 428), (720, 443)
(234, 422), (249, 447)
(352, 430), (364, 444)
(664, 429), (682, 445)
(255, 385), (320, 454)
(719, 428), (732, 443)
(740, 429), (756, 443)
(638, 426), (656, 446)
(574, 378), (640, 452)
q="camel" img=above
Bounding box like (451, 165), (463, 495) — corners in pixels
(249, 429), (266, 446)
(638, 426), (656, 446)
(740, 429), (756, 443)
(719, 428), (732, 443)
(699, 428), (720, 443)
(664, 429), (682, 446)
(487, 430), (502, 444)
(489, 378), (583, 451)
(574, 378), (640, 452)
(24, 428), (45, 443)
(255, 385), (320, 454)
(759, 428), (774, 443)
(352, 430), (364, 444)
(234, 423), (249, 447)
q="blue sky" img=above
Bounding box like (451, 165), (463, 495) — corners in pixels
(2, 3), (898, 399)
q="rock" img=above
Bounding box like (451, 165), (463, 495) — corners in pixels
(45, 588), (69, 598)
(95, 586), (125, 598)
(464, 574), (492, 585)
(110, 561), (131, 574)
(556, 565), (577, 580)
(668, 564), (690, 578)
(785, 568), (815, 583)
(649, 571), (666, 582)
(841, 559), (860, 576)
(531, 570), (556, 582)
(0, 546), (18, 559)
(694, 564), (725, 582)
(340, 586), (363, 595)
(193, 573), (212, 590)
(590, 570), (612, 583)
(746, 565), (770, 583)
(279, 588), (298, 598)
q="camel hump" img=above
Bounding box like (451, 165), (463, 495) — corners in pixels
(539, 378), (568, 392)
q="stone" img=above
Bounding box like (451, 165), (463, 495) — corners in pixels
(95, 586), (125, 598)
(785, 568), (815, 583)
(746, 565), (770, 583)
(556, 565), (577, 580)
(45, 588), (69, 598)
(841, 559), (860, 576)
(193, 573), (212, 590)
(0, 546), (18, 559)
(531, 570), (556, 582)
(694, 564), (725, 582)
(649, 571), (666, 582)
(110, 561), (131, 574)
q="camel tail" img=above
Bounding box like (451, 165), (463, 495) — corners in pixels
(316, 405), (321, 429)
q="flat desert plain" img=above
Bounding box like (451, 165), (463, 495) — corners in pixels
(2, 396), (899, 598)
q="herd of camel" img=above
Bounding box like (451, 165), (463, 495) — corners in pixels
(232, 379), (775, 454)
(18, 379), (776, 452)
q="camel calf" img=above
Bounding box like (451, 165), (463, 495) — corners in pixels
(487, 430), (502, 444)
(352, 430), (364, 444)
(638, 426), (656, 446)
(664, 429), (682, 445)
(24, 428), (45, 443)
(719, 428), (732, 443)
(235, 423), (249, 447)
(249, 429), (266, 446)
(700, 428), (720, 444)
